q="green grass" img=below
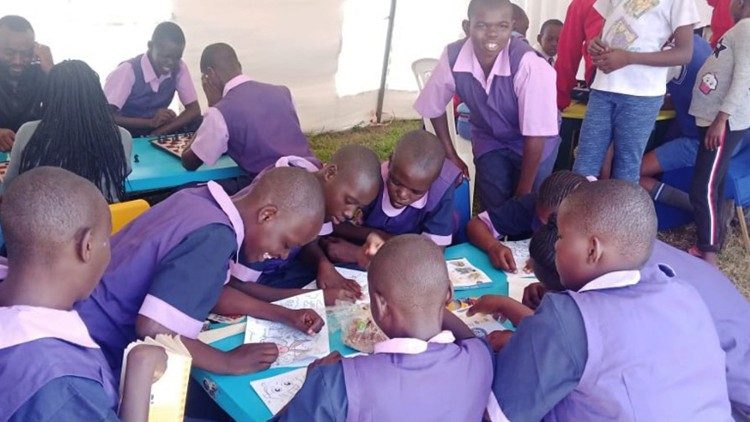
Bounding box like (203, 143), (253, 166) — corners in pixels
(307, 119), (749, 298)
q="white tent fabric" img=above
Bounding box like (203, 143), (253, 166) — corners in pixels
(2, 0), (714, 133)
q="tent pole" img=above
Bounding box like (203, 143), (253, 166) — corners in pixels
(375, 0), (397, 123)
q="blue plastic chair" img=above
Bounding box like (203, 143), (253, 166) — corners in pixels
(453, 178), (471, 244)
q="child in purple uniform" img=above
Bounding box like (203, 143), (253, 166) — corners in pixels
(182, 43), (317, 191)
(324, 130), (460, 264)
(489, 180), (732, 421)
(76, 167), (327, 377)
(0, 167), (166, 421)
(273, 235), (494, 421)
(104, 22), (201, 137)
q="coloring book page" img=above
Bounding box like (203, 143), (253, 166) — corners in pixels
(250, 368), (307, 415)
(453, 308), (508, 338)
(305, 267), (370, 304)
(446, 258), (492, 290)
(244, 290), (330, 368)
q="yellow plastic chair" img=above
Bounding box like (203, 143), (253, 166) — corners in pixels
(109, 199), (150, 234)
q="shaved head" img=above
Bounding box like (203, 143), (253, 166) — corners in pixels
(369, 235), (450, 322)
(246, 166), (325, 220)
(200, 42), (241, 75)
(392, 130), (446, 180)
(1, 167), (108, 261)
(329, 145), (381, 189)
(560, 180), (657, 267)
(467, 0), (512, 19)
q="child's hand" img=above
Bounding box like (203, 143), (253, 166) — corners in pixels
(522, 258), (533, 274)
(522, 282), (547, 310)
(321, 236), (361, 264)
(227, 343), (279, 374)
(33, 43), (54, 73)
(307, 351), (343, 372)
(316, 264), (362, 297)
(0, 129), (14, 152)
(323, 287), (359, 306)
(150, 108), (177, 128)
(357, 232), (386, 269)
(201, 73), (223, 107)
(466, 295), (507, 320)
(705, 115), (728, 151)
(487, 330), (514, 352)
(587, 37), (608, 56)
(488, 242), (517, 272)
(595, 49), (631, 74)
(284, 308), (325, 335)
(448, 154), (471, 180)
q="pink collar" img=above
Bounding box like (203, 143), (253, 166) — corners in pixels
(373, 330), (455, 355)
(319, 222), (333, 236)
(140, 53), (173, 85)
(223, 74), (253, 97)
(380, 161), (428, 218)
(452, 39), (512, 94)
(206, 181), (245, 254)
(275, 155), (320, 173)
(0, 306), (99, 350)
(579, 270), (641, 292)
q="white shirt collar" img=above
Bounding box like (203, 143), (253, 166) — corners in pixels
(223, 74), (253, 97)
(578, 270), (641, 293)
(0, 306), (99, 350)
(374, 330), (455, 355)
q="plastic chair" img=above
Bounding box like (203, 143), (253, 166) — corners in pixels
(109, 199), (150, 234)
(412, 58), (475, 209)
(452, 178), (471, 244)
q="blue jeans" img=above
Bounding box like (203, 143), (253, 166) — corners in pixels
(574, 90), (663, 182)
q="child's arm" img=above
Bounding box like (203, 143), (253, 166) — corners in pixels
(298, 241), (362, 297)
(135, 315), (280, 374)
(442, 310), (475, 340)
(467, 217), (517, 272)
(227, 278), (358, 307)
(331, 221), (390, 244)
(113, 108), (177, 133)
(431, 115), (470, 178)
(119, 344), (168, 422)
(517, 137), (545, 197)
(468, 295), (534, 327)
(596, 25), (695, 73)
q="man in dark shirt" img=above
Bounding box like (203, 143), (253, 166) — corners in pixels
(0, 15), (52, 151)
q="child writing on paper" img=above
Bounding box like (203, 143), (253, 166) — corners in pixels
(228, 145), (381, 297)
(688, 0), (750, 265)
(491, 180), (731, 421)
(273, 235), (495, 421)
(76, 167), (327, 378)
(0, 167), (166, 421)
(104, 22), (201, 137)
(324, 130), (460, 264)
(572, 0), (699, 182)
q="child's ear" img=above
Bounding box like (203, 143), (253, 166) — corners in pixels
(323, 164), (338, 182)
(372, 290), (389, 320)
(77, 228), (94, 263)
(462, 20), (470, 37)
(444, 287), (453, 305)
(588, 236), (603, 265)
(257, 205), (279, 224)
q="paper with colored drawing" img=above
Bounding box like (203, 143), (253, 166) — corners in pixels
(244, 290), (330, 368)
(250, 368), (307, 415)
(452, 308), (508, 338)
(446, 258), (492, 290)
(305, 267), (370, 304)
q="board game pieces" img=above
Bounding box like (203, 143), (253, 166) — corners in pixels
(150, 132), (195, 159)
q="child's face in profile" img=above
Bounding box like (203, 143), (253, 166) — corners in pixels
(147, 39), (184, 76)
(554, 208), (592, 292)
(324, 174), (379, 225)
(386, 162), (433, 209)
(463, 4), (513, 63)
(243, 211), (320, 263)
(538, 25), (562, 57)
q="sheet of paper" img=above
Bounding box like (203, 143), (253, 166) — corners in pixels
(305, 267), (370, 304)
(446, 258), (493, 290)
(244, 290), (330, 368)
(453, 308), (507, 338)
(505, 239), (531, 272)
(250, 368), (307, 415)
(507, 277), (539, 303)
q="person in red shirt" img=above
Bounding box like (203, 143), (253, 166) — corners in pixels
(554, 0), (604, 110)
(708, 0), (734, 47)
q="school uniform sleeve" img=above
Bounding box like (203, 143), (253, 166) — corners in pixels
(176, 60), (199, 106)
(11, 376), (118, 421)
(139, 224), (237, 339)
(0, 120), (37, 194)
(413, 48), (457, 119)
(421, 183), (456, 246)
(493, 293), (588, 422)
(514, 53), (559, 137)
(719, 22), (750, 118)
(479, 193), (536, 239)
(103, 62), (136, 110)
(189, 107), (230, 166)
(271, 362), (348, 421)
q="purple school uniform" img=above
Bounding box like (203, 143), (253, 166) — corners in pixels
(76, 181), (243, 371)
(341, 331), (493, 421)
(363, 160), (460, 246)
(547, 265), (731, 421)
(214, 80), (318, 175)
(446, 38), (558, 161)
(0, 306), (118, 420)
(647, 240), (750, 409)
(119, 54), (178, 120)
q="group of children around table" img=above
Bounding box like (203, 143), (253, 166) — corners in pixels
(1, 0), (750, 420)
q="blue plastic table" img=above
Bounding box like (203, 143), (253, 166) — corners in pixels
(191, 243), (509, 421)
(125, 136), (244, 194)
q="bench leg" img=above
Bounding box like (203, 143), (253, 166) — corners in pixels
(737, 205), (750, 254)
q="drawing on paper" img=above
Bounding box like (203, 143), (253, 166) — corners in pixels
(446, 258), (492, 289)
(250, 368), (307, 415)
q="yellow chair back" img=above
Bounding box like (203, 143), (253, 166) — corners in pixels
(109, 199), (149, 234)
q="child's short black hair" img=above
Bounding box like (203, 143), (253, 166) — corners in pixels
(537, 170), (588, 211)
(200, 42), (240, 74)
(539, 19), (563, 35)
(0, 15), (33, 33)
(392, 130), (445, 179)
(529, 218), (564, 291)
(467, 0), (511, 19)
(151, 22), (185, 46)
(329, 145), (381, 188)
